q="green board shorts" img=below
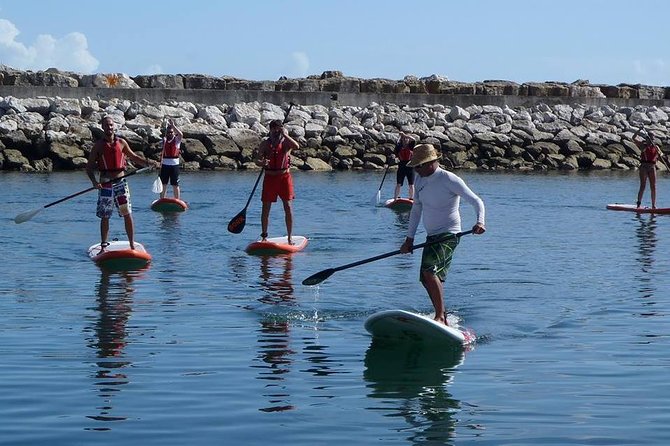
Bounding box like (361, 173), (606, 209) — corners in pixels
(420, 232), (460, 282)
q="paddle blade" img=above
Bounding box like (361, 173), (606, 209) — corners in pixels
(227, 210), (246, 234)
(152, 177), (163, 194)
(302, 268), (336, 286)
(14, 208), (42, 224)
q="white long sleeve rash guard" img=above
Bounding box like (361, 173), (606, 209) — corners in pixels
(407, 167), (485, 238)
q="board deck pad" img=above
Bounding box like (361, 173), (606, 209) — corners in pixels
(151, 197), (188, 212)
(88, 240), (152, 270)
(245, 235), (308, 256)
(384, 198), (413, 212)
(606, 203), (670, 214)
(365, 309), (476, 347)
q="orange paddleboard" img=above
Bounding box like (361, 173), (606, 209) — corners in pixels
(88, 241), (152, 270)
(384, 198), (413, 212)
(151, 197), (188, 212)
(245, 236), (308, 256)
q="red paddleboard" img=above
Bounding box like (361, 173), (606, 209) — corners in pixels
(384, 198), (413, 212)
(151, 197), (188, 212)
(245, 236), (308, 256)
(88, 241), (152, 270)
(606, 204), (670, 215)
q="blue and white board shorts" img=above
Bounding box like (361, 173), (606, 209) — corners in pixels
(96, 179), (132, 218)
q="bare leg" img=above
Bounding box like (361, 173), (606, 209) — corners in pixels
(282, 199), (293, 244)
(421, 270), (446, 325)
(261, 201), (271, 240)
(174, 184), (181, 200)
(123, 214), (136, 250)
(393, 184), (401, 200)
(408, 184), (415, 200)
(100, 218), (110, 249)
(160, 184), (167, 199)
(637, 169), (648, 207)
(649, 169), (657, 208)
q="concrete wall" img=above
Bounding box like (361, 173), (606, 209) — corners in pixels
(1, 85), (669, 109)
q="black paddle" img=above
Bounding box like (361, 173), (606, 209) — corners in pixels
(302, 230), (474, 286)
(227, 102), (295, 234)
(14, 166), (152, 224)
(372, 164), (390, 205)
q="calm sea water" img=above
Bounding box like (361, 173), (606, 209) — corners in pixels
(1, 168), (669, 445)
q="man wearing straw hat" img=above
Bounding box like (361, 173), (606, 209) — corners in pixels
(400, 144), (486, 326)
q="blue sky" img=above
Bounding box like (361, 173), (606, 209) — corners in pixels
(0, 0), (668, 86)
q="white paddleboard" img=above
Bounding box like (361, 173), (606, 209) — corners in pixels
(364, 309), (476, 347)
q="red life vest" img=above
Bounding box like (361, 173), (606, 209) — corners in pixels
(641, 144), (659, 164)
(97, 138), (126, 172)
(162, 137), (180, 159)
(266, 138), (290, 170)
(398, 146), (413, 162)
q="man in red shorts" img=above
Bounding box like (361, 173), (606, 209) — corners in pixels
(257, 119), (300, 243)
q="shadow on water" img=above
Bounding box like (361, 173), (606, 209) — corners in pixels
(253, 254), (297, 413)
(634, 214), (658, 308)
(364, 339), (466, 444)
(84, 269), (144, 430)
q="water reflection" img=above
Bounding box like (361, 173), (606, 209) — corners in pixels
(254, 255), (296, 412)
(364, 340), (464, 444)
(634, 214), (658, 307)
(84, 269), (141, 429)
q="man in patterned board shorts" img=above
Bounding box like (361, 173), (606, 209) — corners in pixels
(400, 144), (486, 326)
(86, 116), (158, 251)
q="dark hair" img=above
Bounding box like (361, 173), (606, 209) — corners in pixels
(269, 119), (283, 128)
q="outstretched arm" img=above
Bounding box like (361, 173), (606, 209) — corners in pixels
(123, 140), (159, 169)
(169, 119), (183, 139)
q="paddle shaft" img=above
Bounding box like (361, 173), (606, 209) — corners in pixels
(377, 164), (390, 192)
(302, 230), (474, 285)
(332, 230), (473, 273)
(48, 166), (150, 210)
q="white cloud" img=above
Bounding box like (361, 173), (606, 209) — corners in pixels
(138, 64), (163, 75)
(0, 18), (98, 73)
(290, 51), (310, 78)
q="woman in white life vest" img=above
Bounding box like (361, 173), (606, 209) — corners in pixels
(159, 119), (184, 199)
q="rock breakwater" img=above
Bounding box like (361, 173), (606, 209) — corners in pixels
(0, 67), (669, 173)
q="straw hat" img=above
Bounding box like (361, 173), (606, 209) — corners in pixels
(407, 144), (440, 167)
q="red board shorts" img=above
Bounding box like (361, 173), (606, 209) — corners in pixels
(262, 172), (294, 202)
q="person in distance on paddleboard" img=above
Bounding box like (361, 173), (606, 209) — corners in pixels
(257, 119), (300, 244)
(392, 132), (416, 201)
(632, 127), (667, 209)
(86, 116), (159, 251)
(399, 144), (486, 326)
(159, 118), (184, 200)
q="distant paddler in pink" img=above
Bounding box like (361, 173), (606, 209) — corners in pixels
(632, 127), (669, 209)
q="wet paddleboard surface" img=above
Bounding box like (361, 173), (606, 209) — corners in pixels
(151, 197), (188, 212)
(364, 309), (476, 347)
(87, 240), (152, 270)
(245, 235), (308, 255)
